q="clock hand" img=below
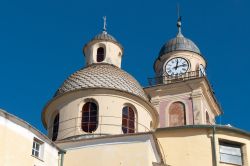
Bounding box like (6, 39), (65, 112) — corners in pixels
(174, 59), (179, 70)
(176, 64), (187, 68)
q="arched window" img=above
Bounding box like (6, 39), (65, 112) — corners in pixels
(52, 114), (59, 141)
(169, 102), (186, 127)
(82, 102), (98, 133)
(122, 106), (135, 134)
(206, 112), (210, 124)
(97, 47), (104, 62)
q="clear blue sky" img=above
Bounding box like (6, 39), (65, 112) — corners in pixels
(0, 0), (249, 134)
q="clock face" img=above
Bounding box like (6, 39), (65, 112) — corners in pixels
(165, 57), (189, 75)
(199, 64), (206, 76)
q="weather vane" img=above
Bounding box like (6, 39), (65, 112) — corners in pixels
(176, 4), (182, 35)
(103, 16), (107, 32)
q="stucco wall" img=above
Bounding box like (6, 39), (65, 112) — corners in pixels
(45, 90), (156, 140)
(156, 128), (213, 166)
(0, 115), (59, 166)
(155, 127), (250, 166)
(216, 131), (250, 166)
(60, 134), (161, 166)
(84, 41), (122, 68)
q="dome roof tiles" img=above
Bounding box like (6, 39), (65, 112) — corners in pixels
(55, 64), (147, 100)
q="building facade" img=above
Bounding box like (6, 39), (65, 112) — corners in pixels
(0, 109), (63, 166)
(1, 17), (250, 166)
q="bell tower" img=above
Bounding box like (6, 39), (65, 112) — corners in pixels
(145, 16), (222, 128)
(154, 16), (206, 78)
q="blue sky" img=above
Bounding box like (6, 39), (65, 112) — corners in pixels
(0, 0), (249, 133)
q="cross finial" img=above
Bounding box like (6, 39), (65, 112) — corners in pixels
(103, 16), (107, 32)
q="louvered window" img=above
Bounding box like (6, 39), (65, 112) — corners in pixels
(219, 141), (243, 165)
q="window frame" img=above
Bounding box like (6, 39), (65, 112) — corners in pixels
(81, 101), (99, 133)
(122, 106), (136, 134)
(32, 138), (44, 160)
(219, 140), (243, 166)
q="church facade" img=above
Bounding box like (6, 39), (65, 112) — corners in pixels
(0, 17), (250, 166)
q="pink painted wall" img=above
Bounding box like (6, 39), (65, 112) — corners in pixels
(158, 97), (193, 128)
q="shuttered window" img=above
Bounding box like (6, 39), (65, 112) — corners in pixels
(219, 141), (243, 165)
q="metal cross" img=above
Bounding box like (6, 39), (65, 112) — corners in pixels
(103, 16), (107, 31)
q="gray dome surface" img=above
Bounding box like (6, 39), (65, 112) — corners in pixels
(55, 64), (147, 100)
(159, 33), (201, 57)
(92, 31), (117, 42)
(83, 31), (123, 52)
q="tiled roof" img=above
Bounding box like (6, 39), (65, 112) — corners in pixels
(55, 64), (147, 100)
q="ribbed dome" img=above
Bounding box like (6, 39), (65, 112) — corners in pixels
(83, 31), (123, 54)
(158, 33), (201, 57)
(92, 31), (117, 42)
(55, 64), (147, 100)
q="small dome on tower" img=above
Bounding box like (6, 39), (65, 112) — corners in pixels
(158, 34), (201, 56)
(83, 30), (123, 54)
(153, 16), (206, 76)
(93, 31), (117, 42)
(158, 17), (201, 57)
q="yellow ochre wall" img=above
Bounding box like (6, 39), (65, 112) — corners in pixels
(60, 135), (161, 166)
(44, 89), (157, 141)
(0, 114), (59, 166)
(155, 127), (250, 166)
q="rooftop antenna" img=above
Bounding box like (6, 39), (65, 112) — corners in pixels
(103, 16), (107, 34)
(176, 4), (183, 36)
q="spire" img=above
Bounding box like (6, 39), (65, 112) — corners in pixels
(176, 4), (183, 37)
(103, 16), (107, 34)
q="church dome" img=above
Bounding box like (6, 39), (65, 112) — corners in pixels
(54, 63), (147, 100)
(158, 33), (201, 57)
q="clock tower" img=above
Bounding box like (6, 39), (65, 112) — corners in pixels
(154, 17), (206, 78)
(145, 17), (222, 127)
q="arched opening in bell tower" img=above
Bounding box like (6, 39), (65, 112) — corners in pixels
(97, 47), (105, 62)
